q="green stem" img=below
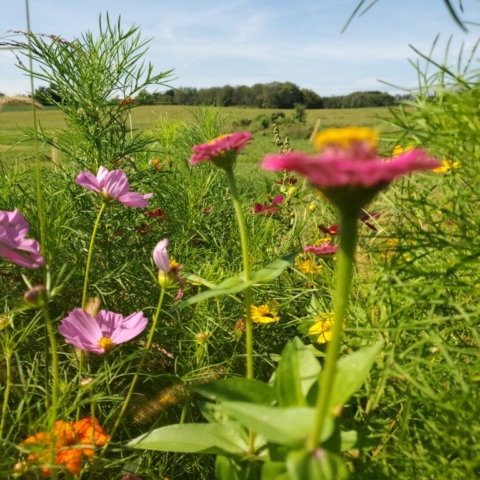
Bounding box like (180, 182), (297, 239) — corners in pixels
(0, 351), (12, 439)
(169, 396), (189, 479)
(225, 168), (255, 455)
(42, 305), (59, 480)
(82, 202), (106, 309)
(307, 213), (358, 451)
(89, 287), (166, 478)
(225, 168), (254, 380)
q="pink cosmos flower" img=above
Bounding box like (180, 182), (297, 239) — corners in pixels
(76, 166), (153, 208)
(304, 243), (339, 255)
(262, 128), (439, 214)
(190, 132), (253, 169)
(58, 309), (148, 354)
(0, 209), (43, 269)
(153, 239), (186, 301)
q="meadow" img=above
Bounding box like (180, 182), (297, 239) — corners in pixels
(1, 17), (480, 480)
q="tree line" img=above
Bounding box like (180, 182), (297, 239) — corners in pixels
(32, 82), (412, 109)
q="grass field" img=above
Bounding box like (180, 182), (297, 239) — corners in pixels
(0, 105), (395, 169)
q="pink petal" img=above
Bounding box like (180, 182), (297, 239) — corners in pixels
(96, 166), (109, 184)
(153, 239), (170, 272)
(110, 311), (148, 344)
(58, 309), (103, 352)
(103, 170), (130, 198)
(117, 192), (150, 208)
(76, 171), (102, 193)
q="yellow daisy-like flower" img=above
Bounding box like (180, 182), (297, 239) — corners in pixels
(309, 312), (339, 344)
(392, 145), (414, 156)
(315, 237), (332, 245)
(380, 238), (398, 261)
(296, 259), (322, 274)
(250, 304), (280, 324)
(314, 127), (379, 151)
(432, 159), (460, 174)
(309, 202), (317, 212)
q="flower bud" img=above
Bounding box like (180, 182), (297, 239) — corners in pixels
(23, 285), (48, 308)
(195, 332), (209, 343)
(0, 316), (11, 330)
(234, 319), (246, 339)
(79, 377), (94, 389)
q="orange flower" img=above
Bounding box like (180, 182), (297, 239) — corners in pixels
(21, 417), (109, 477)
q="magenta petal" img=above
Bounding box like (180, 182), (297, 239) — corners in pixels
(76, 171), (102, 193)
(272, 194), (284, 205)
(153, 239), (170, 272)
(117, 192), (150, 208)
(103, 170), (130, 198)
(109, 311), (148, 344)
(58, 309), (103, 352)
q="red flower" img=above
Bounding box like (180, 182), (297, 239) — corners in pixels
(146, 208), (167, 221)
(319, 224), (340, 235)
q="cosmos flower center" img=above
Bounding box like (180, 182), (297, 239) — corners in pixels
(98, 336), (114, 351)
(314, 127), (379, 151)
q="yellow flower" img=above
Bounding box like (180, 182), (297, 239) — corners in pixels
(392, 145), (414, 156)
(380, 238), (398, 261)
(309, 312), (343, 344)
(432, 160), (460, 174)
(315, 237), (332, 245)
(314, 127), (378, 151)
(288, 186), (297, 196)
(296, 259), (322, 274)
(309, 202), (317, 211)
(250, 304), (280, 324)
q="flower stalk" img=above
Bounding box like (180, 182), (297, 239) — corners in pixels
(307, 213), (357, 451)
(82, 202), (106, 309)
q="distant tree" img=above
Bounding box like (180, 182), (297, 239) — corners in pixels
(34, 82), (62, 105)
(301, 88), (324, 109)
(0, 92), (4, 97)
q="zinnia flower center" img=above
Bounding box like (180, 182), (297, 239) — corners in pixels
(314, 127), (379, 151)
(98, 336), (114, 351)
(209, 134), (230, 145)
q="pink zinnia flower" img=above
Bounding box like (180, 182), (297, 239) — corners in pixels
(76, 166), (153, 208)
(0, 209), (43, 269)
(304, 243), (339, 255)
(262, 127), (439, 215)
(190, 132), (253, 170)
(58, 309), (148, 354)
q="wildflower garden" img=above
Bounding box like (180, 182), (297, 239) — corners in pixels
(1, 7), (480, 480)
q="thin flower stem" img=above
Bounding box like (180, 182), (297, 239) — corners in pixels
(169, 396), (189, 479)
(225, 168), (254, 380)
(42, 305), (59, 480)
(307, 213), (358, 451)
(0, 351), (12, 439)
(82, 202), (106, 309)
(89, 287), (166, 478)
(225, 168), (255, 455)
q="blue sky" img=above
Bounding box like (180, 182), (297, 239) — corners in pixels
(1, 0), (480, 96)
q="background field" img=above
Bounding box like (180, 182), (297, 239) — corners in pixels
(0, 105), (396, 172)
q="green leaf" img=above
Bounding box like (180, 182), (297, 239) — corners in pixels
(180, 253), (298, 306)
(215, 456), (248, 480)
(261, 461), (288, 480)
(219, 402), (333, 447)
(275, 337), (321, 407)
(327, 340), (384, 414)
(286, 449), (349, 480)
(192, 378), (277, 405)
(128, 423), (247, 456)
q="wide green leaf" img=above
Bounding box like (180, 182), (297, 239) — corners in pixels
(261, 461), (288, 480)
(192, 377), (277, 405)
(219, 402), (333, 447)
(215, 456), (249, 480)
(128, 422), (247, 456)
(327, 340), (384, 414)
(275, 337), (321, 407)
(286, 449), (349, 480)
(180, 253), (298, 306)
